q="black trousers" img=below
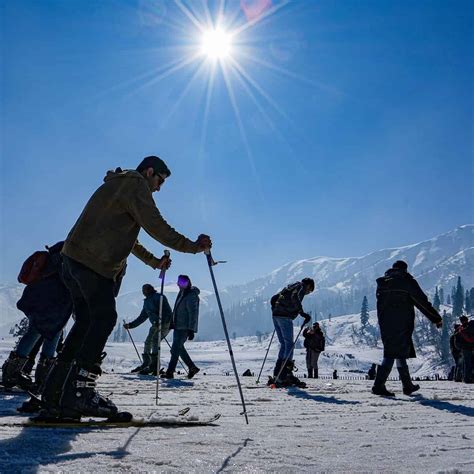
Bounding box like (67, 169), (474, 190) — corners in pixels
(59, 256), (117, 367)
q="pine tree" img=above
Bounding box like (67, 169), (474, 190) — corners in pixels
(12, 318), (29, 338)
(465, 290), (472, 315)
(433, 287), (440, 312)
(439, 287), (444, 305)
(453, 277), (464, 318)
(447, 294), (451, 305)
(360, 296), (369, 328)
(440, 310), (450, 366)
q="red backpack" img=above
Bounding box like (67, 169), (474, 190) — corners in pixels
(17, 251), (50, 285)
(17, 242), (64, 285)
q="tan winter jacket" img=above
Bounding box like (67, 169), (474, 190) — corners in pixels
(62, 169), (199, 279)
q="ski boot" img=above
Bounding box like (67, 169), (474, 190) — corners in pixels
(187, 366), (200, 379)
(139, 354), (157, 375)
(18, 356), (56, 414)
(1, 351), (33, 390)
(131, 354), (149, 373)
(285, 360), (306, 388)
(161, 369), (174, 379)
(398, 367), (420, 395)
(371, 364), (395, 397)
(54, 361), (118, 419)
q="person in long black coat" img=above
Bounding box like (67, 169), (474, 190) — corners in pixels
(372, 260), (442, 396)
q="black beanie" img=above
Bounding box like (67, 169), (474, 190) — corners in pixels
(136, 156), (171, 177)
(392, 260), (408, 271)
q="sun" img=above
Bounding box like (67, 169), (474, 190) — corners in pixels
(200, 27), (232, 60)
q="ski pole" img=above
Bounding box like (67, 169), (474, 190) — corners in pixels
(163, 336), (189, 376)
(155, 250), (170, 405)
(272, 324), (306, 386)
(205, 250), (249, 424)
(123, 319), (142, 364)
(256, 329), (275, 384)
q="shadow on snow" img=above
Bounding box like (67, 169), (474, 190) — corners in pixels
(287, 387), (360, 405)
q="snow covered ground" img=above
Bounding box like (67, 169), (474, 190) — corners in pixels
(1, 337), (473, 473)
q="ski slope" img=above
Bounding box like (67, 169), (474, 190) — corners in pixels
(1, 338), (473, 472)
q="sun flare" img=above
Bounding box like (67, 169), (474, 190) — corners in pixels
(200, 27), (232, 60)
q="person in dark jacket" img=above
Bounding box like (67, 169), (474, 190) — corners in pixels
(372, 260), (442, 396)
(124, 284), (172, 375)
(454, 317), (474, 383)
(162, 275), (200, 379)
(2, 242), (73, 393)
(270, 278), (314, 387)
(303, 322), (325, 378)
(450, 324), (463, 382)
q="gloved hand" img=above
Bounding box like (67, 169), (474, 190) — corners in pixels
(188, 330), (195, 341)
(195, 234), (212, 252)
(301, 313), (311, 327)
(123, 323), (130, 329)
(156, 254), (172, 271)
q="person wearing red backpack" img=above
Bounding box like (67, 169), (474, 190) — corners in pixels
(40, 156), (211, 421)
(1, 242), (72, 404)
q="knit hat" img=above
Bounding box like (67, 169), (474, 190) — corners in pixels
(392, 260), (408, 271)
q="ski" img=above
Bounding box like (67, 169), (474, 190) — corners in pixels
(3, 413), (221, 428)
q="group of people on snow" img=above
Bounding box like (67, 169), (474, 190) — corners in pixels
(450, 315), (474, 383)
(1, 154), (472, 423)
(2, 156), (211, 421)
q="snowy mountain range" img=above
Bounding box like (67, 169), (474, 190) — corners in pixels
(0, 225), (472, 340)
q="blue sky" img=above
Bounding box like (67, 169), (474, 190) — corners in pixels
(1, 0), (472, 293)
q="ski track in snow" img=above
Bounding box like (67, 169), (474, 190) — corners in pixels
(0, 342), (473, 473)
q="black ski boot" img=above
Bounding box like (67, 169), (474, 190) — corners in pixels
(161, 369), (174, 379)
(187, 366), (200, 379)
(139, 354), (157, 375)
(307, 368), (314, 378)
(57, 361), (118, 419)
(398, 366), (420, 395)
(267, 359), (284, 386)
(1, 351), (33, 390)
(371, 364), (395, 397)
(18, 356), (55, 414)
(285, 360), (306, 388)
(131, 354), (149, 373)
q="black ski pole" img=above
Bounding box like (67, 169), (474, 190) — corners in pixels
(272, 324), (306, 386)
(205, 250), (249, 424)
(256, 329), (275, 384)
(123, 319), (142, 364)
(155, 250), (170, 405)
(163, 336), (189, 376)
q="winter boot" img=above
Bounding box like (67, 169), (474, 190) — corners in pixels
(187, 366), (200, 379)
(57, 361), (118, 419)
(397, 366), (420, 395)
(1, 351), (33, 390)
(371, 364), (395, 396)
(17, 357), (56, 414)
(161, 369), (174, 379)
(139, 354), (157, 375)
(284, 360), (307, 388)
(314, 367), (319, 379)
(131, 354), (149, 373)
(307, 368), (314, 378)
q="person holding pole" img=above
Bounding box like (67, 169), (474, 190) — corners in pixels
(123, 284), (172, 375)
(39, 155), (211, 422)
(270, 278), (315, 387)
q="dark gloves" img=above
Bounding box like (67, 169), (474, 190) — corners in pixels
(188, 330), (195, 341)
(301, 313), (311, 327)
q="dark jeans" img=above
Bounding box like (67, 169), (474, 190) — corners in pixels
(59, 256), (117, 367)
(273, 316), (294, 361)
(168, 329), (194, 372)
(16, 323), (61, 358)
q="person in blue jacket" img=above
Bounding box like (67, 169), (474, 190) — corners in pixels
(124, 283), (172, 375)
(162, 275), (200, 379)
